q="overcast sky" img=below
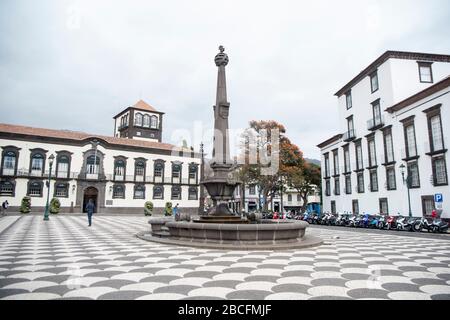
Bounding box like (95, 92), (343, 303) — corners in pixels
(1, 0), (449, 160)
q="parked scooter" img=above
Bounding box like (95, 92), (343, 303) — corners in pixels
(432, 219), (449, 233)
(369, 214), (381, 229)
(377, 215), (386, 229)
(413, 217), (434, 232)
(396, 216), (414, 231)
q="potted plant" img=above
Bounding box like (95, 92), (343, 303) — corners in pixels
(144, 201), (153, 216)
(50, 198), (61, 214)
(20, 196), (31, 214)
(164, 202), (173, 216)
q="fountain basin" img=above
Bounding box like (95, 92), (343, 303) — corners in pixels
(138, 219), (323, 250)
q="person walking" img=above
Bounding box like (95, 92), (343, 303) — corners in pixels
(1, 200), (8, 216)
(85, 199), (95, 227)
(173, 203), (180, 221)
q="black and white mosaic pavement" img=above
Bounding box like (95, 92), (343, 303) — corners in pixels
(0, 216), (449, 300)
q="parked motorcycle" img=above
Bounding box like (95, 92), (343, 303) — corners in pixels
(413, 217), (434, 232)
(432, 219), (449, 233)
(396, 216), (416, 231)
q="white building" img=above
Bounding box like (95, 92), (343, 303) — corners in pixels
(229, 183), (320, 213)
(317, 51), (450, 219)
(0, 100), (201, 214)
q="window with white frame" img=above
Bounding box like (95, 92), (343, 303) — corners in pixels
(113, 185), (125, 198)
(154, 162), (164, 177)
(135, 113), (143, 126)
(370, 71), (379, 93)
(407, 161), (420, 188)
(171, 186), (181, 200)
(135, 161), (145, 178)
(114, 160), (125, 178)
(356, 142), (363, 170)
(57, 156), (69, 178)
(345, 91), (352, 109)
(430, 115), (444, 151)
(2, 151), (16, 175)
(86, 155), (99, 174)
(405, 124), (417, 157)
(384, 130), (395, 163)
(188, 187), (198, 200)
(368, 139), (377, 167)
(31, 153), (44, 174)
(151, 116), (158, 129)
(134, 185), (145, 199)
(28, 181), (42, 196)
(418, 62), (433, 83)
(433, 156), (448, 186)
(386, 167), (396, 190)
(143, 114), (150, 127)
(0, 181), (14, 196)
(55, 183), (68, 197)
(153, 186), (164, 199)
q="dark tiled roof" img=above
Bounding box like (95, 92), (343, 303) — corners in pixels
(316, 134), (343, 149)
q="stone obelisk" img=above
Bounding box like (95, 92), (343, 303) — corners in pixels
(200, 46), (241, 218)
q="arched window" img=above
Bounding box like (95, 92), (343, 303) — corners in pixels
(55, 183), (69, 197)
(171, 186), (181, 200)
(153, 185), (164, 199)
(150, 115), (158, 129)
(135, 113), (143, 126)
(0, 181), (15, 196)
(86, 155), (100, 174)
(135, 161), (145, 181)
(113, 185), (125, 198)
(172, 164), (181, 179)
(56, 155), (70, 178)
(30, 153), (45, 176)
(188, 187), (198, 200)
(189, 164), (198, 180)
(28, 181), (43, 197)
(2, 151), (17, 175)
(134, 185), (145, 199)
(114, 159), (125, 179)
(154, 162), (164, 177)
(143, 114), (150, 127)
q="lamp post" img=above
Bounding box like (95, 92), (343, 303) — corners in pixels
(399, 163), (412, 217)
(198, 142), (205, 215)
(43, 154), (55, 221)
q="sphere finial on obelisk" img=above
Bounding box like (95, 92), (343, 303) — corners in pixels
(215, 45), (229, 67)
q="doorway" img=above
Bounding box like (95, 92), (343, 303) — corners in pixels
(83, 187), (98, 213)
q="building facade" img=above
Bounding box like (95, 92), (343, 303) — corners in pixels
(318, 51), (450, 219)
(0, 100), (201, 214)
(229, 183), (320, 213)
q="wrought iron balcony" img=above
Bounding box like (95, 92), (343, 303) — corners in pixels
(343, 129), (356, 142)
(367, 115), (384, 131)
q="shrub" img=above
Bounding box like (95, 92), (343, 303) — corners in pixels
(164, 202), (173, 216)
(50, 198), (61, 214)
(20, 196), (31, 214)
(144, 201), (153, 216)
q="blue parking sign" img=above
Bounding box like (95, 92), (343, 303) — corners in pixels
(434, 194), (443, 203)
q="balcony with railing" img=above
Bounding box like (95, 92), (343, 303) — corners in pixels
(367, 115), (385, 131)
(343, 129), (356, 142)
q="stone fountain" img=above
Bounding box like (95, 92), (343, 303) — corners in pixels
(138, 46), (322, 250)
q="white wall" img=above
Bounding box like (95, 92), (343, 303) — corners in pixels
(0, 138), (200, 209)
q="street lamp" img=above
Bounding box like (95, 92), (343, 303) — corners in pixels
(43, 154), (55, 221)
(399, 163), (412, 217)
(198, 142), (205, 215)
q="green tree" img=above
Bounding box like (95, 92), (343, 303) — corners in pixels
(238, 120), (304, 212)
